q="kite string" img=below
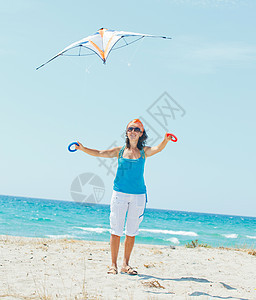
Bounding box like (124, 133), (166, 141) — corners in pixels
(65, 55), (95, 91)
(127, 37), (144, 65)
(116, 37), (144, 66)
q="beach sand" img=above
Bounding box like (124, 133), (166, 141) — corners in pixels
(0, 235), (255, 299)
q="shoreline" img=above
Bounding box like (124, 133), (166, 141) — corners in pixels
(1, 234), (256, 299)
(1, 232), (256, 250)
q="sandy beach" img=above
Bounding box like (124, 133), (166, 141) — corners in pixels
(0, 235), (255, 299)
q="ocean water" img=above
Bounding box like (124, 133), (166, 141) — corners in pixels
(1, 195), (256, 249)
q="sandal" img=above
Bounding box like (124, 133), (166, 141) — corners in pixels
(121, 266), (138, 275)
(107, 266), (118, 275)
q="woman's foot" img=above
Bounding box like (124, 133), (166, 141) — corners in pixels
(107, 266), (118, 274)
(121, 265), (138, 275)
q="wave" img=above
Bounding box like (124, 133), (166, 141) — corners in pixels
(246, 235), (256, 239)
(76, 227), (110, 234)
(166, 237), (180, 244)
(46, 234), (75, 239)
(30, 217), (54, 221)
(222, 234), (238, 239)
(139, 229), (198, 237)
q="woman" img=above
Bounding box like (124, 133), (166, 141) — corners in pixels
(75, 119), (173, 275)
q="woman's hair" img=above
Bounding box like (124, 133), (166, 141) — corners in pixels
(125, 129), (148, 150)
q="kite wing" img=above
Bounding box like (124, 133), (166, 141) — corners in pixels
(36, 28), (171, 70)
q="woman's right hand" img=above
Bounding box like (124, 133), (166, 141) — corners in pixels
(75, 141), (84, 151)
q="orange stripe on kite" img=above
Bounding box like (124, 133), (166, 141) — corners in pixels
(89, 40), (105, 61)
(99, 28), (105, 38)
(104, 35), (115, 57)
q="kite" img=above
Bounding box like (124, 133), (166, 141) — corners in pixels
(36, 28), (171, 70)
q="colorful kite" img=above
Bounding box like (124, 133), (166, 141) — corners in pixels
(36, 28), (171, 70)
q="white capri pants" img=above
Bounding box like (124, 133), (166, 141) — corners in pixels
(110, 190), (146, 237)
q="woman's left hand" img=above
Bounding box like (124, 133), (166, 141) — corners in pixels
(165, 133), (173, 142)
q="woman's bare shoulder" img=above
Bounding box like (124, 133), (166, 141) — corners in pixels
(143, 146), (151, 152)
(114, 146), (123, 157)
(143, 146), (151, 157)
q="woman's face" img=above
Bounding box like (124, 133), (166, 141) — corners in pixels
(126, 126), (143, 142)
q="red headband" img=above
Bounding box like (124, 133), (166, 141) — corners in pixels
(127, 119), (144, 132)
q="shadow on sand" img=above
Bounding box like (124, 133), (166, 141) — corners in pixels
(137, 274), (249, 300)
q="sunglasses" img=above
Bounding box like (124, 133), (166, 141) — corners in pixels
(127, 127), (141, 133)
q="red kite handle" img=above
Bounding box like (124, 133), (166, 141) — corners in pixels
(167, 133), (178, 142)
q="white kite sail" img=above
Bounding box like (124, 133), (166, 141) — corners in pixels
(36, 28), (171, 70)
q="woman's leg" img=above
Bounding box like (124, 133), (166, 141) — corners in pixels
(109, 191), (129, 273)
(110, 234), (120, 268)
(121, 194), (146, 274)
(123, 235), (135, 267)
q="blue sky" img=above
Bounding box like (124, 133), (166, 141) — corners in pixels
(1, 0), (256, 217)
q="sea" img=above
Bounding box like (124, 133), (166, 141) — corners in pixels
(1, 195), (256, 249)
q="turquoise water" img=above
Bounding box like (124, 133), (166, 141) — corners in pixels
(1, 195), (256, 249)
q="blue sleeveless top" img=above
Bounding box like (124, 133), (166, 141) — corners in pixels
(113, 145), (147, 194)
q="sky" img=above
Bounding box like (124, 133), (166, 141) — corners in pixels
(0, 0), (256, 217)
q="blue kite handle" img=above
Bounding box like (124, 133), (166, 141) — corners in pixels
(68, 142), (79, 152)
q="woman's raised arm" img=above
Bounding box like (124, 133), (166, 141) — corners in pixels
(144, 133), (172, 157)
(75, 141), (121, 158)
